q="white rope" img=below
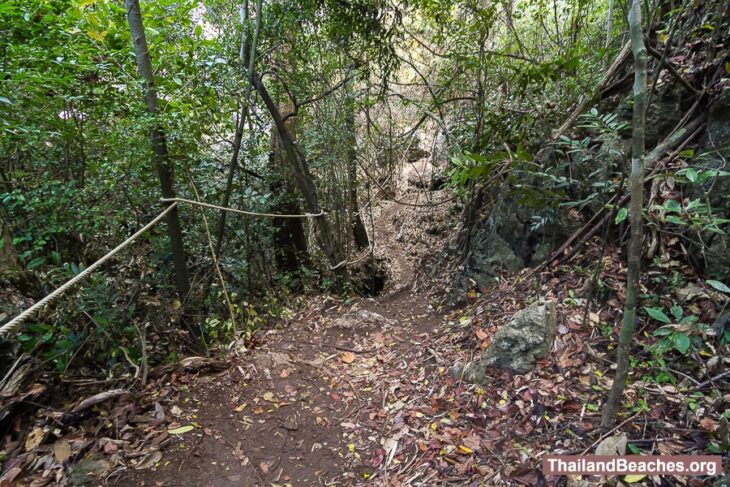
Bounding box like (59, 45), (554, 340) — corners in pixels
(330, 244), (375, 270)
(0, 203), (179, 339)
(161, 197), (325, 218)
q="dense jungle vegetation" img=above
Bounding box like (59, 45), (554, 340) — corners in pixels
(0, 0), (728, 485)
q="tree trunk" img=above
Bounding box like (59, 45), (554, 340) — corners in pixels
(212, 0), (253, 263)
(601, 0), (648, 427)
(252, 73), (343, 274)
(125, 0), (190, 300)
(270, 95), (308, 272)
(346, 92), (369, 250)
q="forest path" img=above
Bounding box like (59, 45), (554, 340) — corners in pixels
(121, 197), (449, 486)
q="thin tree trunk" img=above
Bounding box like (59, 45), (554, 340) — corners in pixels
(270, 96), (308, 272)
(252, 74), (342, 272)
(603, 0), (615, 69)
(345, 86), (369, 250)
(125, 0), (191, 300)
(268, 32), (308, 272)
(602, 0), (648, 427)
(249, 0), (342, 275)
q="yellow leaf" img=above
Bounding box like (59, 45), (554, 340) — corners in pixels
(347, 444), (356, 452)
(263, 391), (276, 402)
(341, 352), (356, 364)
(458, 445), (473, 454)
(234, 403), (247, 412)
(624, 475), (646, 483)
(79, 0), (98, 8)
(87, 29), (107, 41)
(171, 299), (182, 310)
(167, 425), (194, 435)
(725, 62), (730, 74)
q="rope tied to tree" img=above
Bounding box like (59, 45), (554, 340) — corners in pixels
(160, 197), (326, 218)
(0, 203), (180, 339)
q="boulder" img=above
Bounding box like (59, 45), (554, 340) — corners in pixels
(449, 188), (581, 302)
(691, 87), (730, 272)
(462, 300), (557, 380)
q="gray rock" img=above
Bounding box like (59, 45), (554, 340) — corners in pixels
(689, 87), (730, 272)
(464, 300), (557, 380)
(707, 87), (730, 161)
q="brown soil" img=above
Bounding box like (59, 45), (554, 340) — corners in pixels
(116, 197), (450, 486)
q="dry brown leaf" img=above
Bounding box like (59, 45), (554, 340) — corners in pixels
(700, 417), (718, 432)
(341, 352), (356, 364)
(53, 440), (71, 464)
(25, 427), (44, 452)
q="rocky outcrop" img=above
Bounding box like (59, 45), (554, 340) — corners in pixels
(450, 188), (581, 301)
(693, 87), (730, 271)
(456, 300), (557, 381)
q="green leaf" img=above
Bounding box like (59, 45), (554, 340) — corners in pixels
(27, 257), (46, 270)
(664, 199), (682, 213)
(167, 425), (195, 435)
(685, 168), (698, 183)
(644, 307), (672, 324)
(624, 475), (646, 483)
(678, 149), (695, 158)
(653, 326), (674, 336)
(627, 443), (641, 454)
(665, 215), (685, 225)
(0, 96), (10, 105)
(706, 280), (730, 294)
(672, 333), (690, 354)
(615, 207), (628, 224)
(670, 304), (683, 320)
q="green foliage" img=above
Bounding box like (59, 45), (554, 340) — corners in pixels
(646, 304), (709, 356)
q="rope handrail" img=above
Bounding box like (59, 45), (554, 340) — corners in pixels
(330, 244), (375, 270)
(0, 203), (179, 339)
(161, 197), (325, 218)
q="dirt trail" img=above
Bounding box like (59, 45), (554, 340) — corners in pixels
(120, 198), (447, 486)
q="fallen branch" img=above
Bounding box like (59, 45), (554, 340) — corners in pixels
(71, 389), (131, 414)
(547, 115), (706, 265)
(554, 41), (632, 139)
(693, 370), (730, 391)
(646, 43), (703, 96)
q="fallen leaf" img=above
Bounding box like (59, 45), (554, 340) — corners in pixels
(595, 433), (627, 455)
(263, 391), (276, 402)
(700, 418), (717, 432)
(341, 352), (356, 364)
(53, 440), (71, 463)
(624, 474), (646, 483)
(234, 403), (247, 412)
(135, 450), (163, 470)
(24, 427), (44, 451)
(167, 425), (195, 435)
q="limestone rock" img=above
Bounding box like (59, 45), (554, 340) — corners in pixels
(464, 300), (557, 380)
